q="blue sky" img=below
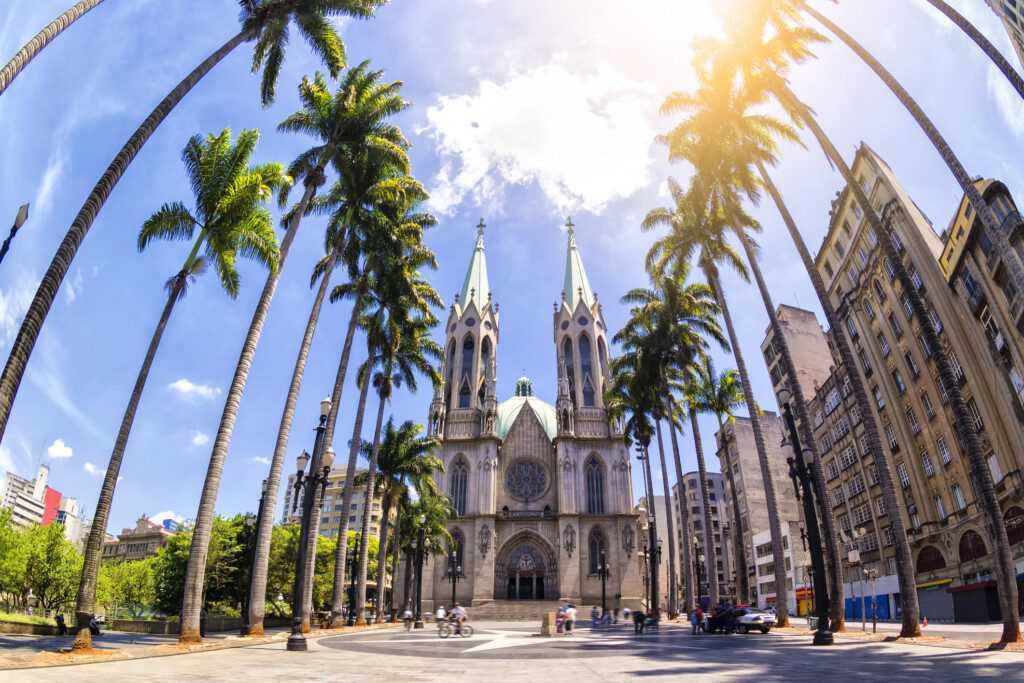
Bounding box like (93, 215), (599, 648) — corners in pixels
(0, 0), (1021, 532)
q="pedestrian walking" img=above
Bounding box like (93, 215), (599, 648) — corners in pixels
(54, 614), (67, 636)
(555, 608), (565, 634)
(565, 604), (577, 635)
(689, 610), (700, 635)
(434, 605), (446, 632)
(613, 608), (619, 624)
(199, 607), (207, 638)
(591, 606), (600, 628)
(633, 609), (645, 634)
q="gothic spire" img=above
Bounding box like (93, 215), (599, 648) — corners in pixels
(562, 216), (594, 310)
(460, 217), (490, 307)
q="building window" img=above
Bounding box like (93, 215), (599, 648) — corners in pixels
(886, 424), (899, 451)
(922, 450), (935, 477)
(858, 246), (870, 268)
(929, 308), (943, 334)
(888, 313), (903, 338)
(563, 337), (576, 407)
(876, 496), (887, 517)
(905, 353), (920, 378)
(988, 455), (1003, 484)
(884, 258), (897, 280)
(459, 337), (475, 408)
(874, 386), (886, 409)
(890, 231), (904, 253)
(907, 407), (920, 435)
(967, 398), (984, 431)
(840, 447), (857, 471)
(882, 527), (894, 546)
(825, 389), (841, 414)
(909, 505), (921, 529)
(858, 348), (873, 375)
(892, 369), (906, 395)
(851, 403), (862, 424)
(868, 465), (879, 486)
(853, 503), (871, 525)
(847, 317), (859, 340)
(585, 455), (605, 514)
(950, 353), (964, 382)
(936, 436), (953, 465)
(450, 458), (469, 516)
(848, 475), (866, 497)
(897, 463), (911, 489)
(878, 332), (891, 356)
(919, 335), (933, 359)
(934, 494), (947, 520)
(589, 529), (607, 575)
(826, 460), (839, 481)
(580, 334), (596, 407)
(952, 484), (966, 511)
(838, 514), (851, 533)
(848, 265), (860, 288)
(864, 299), (876, 320)
(910, 267), (923, 291)
(921, 392), (936, 420)
(902, 296), (914, 319)
(833, 488), (846, 507)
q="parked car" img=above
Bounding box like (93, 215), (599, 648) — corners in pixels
(734, 608), (776, 634)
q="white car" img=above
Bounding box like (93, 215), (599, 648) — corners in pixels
(734, 608), (776, 634)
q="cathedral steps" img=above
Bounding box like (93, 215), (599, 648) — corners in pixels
(464, 600), (568, 621)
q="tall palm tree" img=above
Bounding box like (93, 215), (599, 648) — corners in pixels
(396, 493), (455, 611)
(353, 418), (440, 622)
(711, 0), (1019, 640)
(799, 2), (1024, 305)
(645, 192), (791, 627)
(0, 0), (106, 97)
(71, 129), (286, 650)
(687, 358), (749, 605)
(244, 66), (412, 636)
(0, 0), (386, 446)
(922, 0), (1024, 100)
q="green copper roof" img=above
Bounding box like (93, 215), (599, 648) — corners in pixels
(460, 218), (489, 308)
(497, 396), (557, 441)
(563, 217), (594, 311)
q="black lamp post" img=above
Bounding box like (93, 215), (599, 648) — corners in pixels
(778, 386), (833, 646)
(413, 514), (427, 629)
(346, 536), (359, 626)
(598, 548), (608, 614)
(692, 535), (704, 609)
(640, 540), (650, 613)
(287, 398), (334, 652)
(0, 203), (29, 267)
(240, 478), (268, 636)
(446, 550), (463, 609)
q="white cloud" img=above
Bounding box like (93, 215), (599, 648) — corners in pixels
(987, 66), (1024, 139)
(0, 445), (15, 476)
(64, 267), (85, 305)
(251, 455), (271, 465)
(0, 278), (36, 348)
(26, 336), (106, 440)
(150, 510), (184, 525)
(190, 431), (210, 447)
(35, 149), (67, 219)
(169, 378), (221, 401)
(47, 438), (73, 459)
(420, 62), (658, 215)
(83, 462), (103, 477)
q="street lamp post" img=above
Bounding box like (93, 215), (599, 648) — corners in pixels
(598, 548), (608, 615)
(446, 550), (462, 609)
(865, 567), (878, 634)
(240, 479), (268, 636)
(640, 539), (650, 613)
(413, 514), (427, 629)
(692, 535), (703, 609)
(346, 536), (359, 626)
(0, 203), (29, 267)
(287, 398), (334, 652)
(779, 386), (833, 646)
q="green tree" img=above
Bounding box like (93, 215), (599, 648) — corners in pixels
(74, 128), (287, 650)
(23, 523), (82, 613)
(0, 0), (387, 451)
(0, 0), (106, 97)
(96, 558), (156, 619)
(0, 510), (29, 607)
(152, 529), (192, 617)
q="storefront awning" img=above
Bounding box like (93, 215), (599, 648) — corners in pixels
(915, 578), (953, 590)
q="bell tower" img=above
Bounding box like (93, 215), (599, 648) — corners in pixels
(434, 218), (500, 439)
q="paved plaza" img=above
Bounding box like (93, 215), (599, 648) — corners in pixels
(3, 621), (1022, 681)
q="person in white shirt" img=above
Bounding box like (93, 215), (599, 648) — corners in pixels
(451, 603), (467, 632)
(564, 604), (577, 635)
(435, 605), (447, 631)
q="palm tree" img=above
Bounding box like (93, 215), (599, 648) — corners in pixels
(799, 2), (1024, 309)
(396, 493), (455, 611)
(687, 358), (749, 605)
(0, 0), (106, 97)
(353, 418), (440, 622)
(709, 0), (1019, 641)
(922, 0), (1024, 101)
(244, 66), (412, 636)
(71, 129), (285, 650)
(0, 0), (386, 446)
(645, 191), (791, 627)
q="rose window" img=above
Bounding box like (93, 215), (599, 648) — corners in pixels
(505, 461), (547, 501)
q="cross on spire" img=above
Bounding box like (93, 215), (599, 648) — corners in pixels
(565, 216), (575, 236)
(477, 217), (486, 236)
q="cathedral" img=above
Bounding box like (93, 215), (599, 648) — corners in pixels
(424, 219), (642, 609)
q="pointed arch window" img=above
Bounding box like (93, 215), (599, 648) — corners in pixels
(459, 336), (475, 408)
(478, 337), (491, 403)
(580, 334), (595, 406)
(588, 528), (607, 575)
(449, 528), (465, 574)
(445, 342), (456, 410)
(585, 455), (605, 514)
(562, 337), (576, 407)
(450, 458), (469, 516)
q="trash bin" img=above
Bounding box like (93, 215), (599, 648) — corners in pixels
(807, 616), (818, 630)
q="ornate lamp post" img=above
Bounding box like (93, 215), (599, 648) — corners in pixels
(640, 537), (650, 613)
(692, 535), (702, 608)
(598, 548), (608, 614)
(413, 514), (428, 629)
(778, 386), (833, 646)
(0, 203), (29, 267)
(286, 398), (334, 652)
(346, 535), (359, 626)
(240, 478), (267, 636)
(446, 550), (463, 609)
(865, 566), (878, 634)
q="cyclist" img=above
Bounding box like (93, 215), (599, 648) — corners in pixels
(449, 602), (467, 633)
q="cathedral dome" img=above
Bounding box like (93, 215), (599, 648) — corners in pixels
(496, 395), (557, 441)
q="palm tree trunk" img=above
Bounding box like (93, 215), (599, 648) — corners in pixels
(179, 179), (317, 644)
(401, 549), (413, 611)
(804, 3), (1024, 303)
(735, 229), (845, 630)
(355, 391), (388, 625)
(372, 492), (393, 622)
(780, 84), (1020, 642)
(0, 27), (254, 444)
(665, 397), (694, 613)
(328, 353), (374, 626)
(640, 442), (660, 619)
(706, 268), (790, 627)
(71, 270), (186, 650)
(387, 498), (402, 619)
(653, 418), (678, 618)
(922, 0), (1024, 101)
(754, 160), (920, 635)
(0, 0), (106, 97)
(324, 277), (368, 447)
(715, 413), (750, 605)
(688, 407), (719, 608)
(247, 239), (341, 636)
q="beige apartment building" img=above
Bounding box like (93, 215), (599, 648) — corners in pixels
(715, 411), (798, 609)
(751, 521), (810, 615)
(761, 304), (835, 400)
(282, 468), (388, 540)
(672, 471), (736, 605)
(812, 143), (1024, 622)
(102, 516), (176, 561)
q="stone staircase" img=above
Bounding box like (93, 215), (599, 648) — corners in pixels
(463, 600), (565, 621)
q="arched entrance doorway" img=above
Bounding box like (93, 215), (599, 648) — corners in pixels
(494, 534), (557, 600)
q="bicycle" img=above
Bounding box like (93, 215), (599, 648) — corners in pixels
(438, 621), (474, 638)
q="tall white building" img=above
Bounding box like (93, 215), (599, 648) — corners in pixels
(1, 465), (51, 527)
(673, 471), (736, 604)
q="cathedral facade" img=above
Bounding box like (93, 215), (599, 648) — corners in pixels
(424, 219), (642, 608)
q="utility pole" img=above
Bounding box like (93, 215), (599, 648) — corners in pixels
(865, 567), (878, 634)
(0, 204), (29, 267)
